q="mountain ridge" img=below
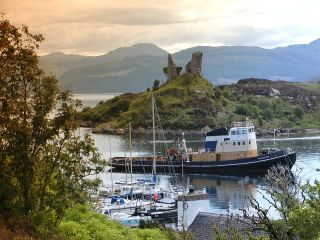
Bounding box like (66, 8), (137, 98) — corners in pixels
(39, 40), (320, 93)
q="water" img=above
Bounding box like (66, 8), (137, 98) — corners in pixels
(80, 128), (320, 215)
(77, 94), (320, 216)
(74, 93), (121, 108)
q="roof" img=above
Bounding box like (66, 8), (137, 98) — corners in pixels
(206, 127), (228, 137)
(188, 212), (265, 240)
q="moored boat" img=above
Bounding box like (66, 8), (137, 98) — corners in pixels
(111, 120), (296, 176)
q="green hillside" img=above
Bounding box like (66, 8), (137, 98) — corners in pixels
(77, 75), (320, 133)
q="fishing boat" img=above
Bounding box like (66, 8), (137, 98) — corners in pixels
(111, 118), (296, 176)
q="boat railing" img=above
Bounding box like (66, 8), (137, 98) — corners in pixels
(232, 121), (253, 128)
(232, 121), (253, 127)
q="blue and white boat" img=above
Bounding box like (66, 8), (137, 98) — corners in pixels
(112, 120), (296, 176)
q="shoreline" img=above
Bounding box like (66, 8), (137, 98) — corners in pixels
(83, 123), (320, 137)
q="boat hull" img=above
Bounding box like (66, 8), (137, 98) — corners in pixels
(111, 150), (296, 177)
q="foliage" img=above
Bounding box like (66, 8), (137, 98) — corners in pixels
(293, 106), (304, 119)
(242, 165), (320, 240)
(58, 204), (191, 240)
(212, 221), (267, 240)
(0, 17), (106, 237)
(235, 105), (249, 116)
(0, 214), (37, 240)
(77, 71), (320, 132)
(153, 79), (160, 91)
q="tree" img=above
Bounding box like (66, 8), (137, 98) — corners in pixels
(152, 79), (160, 91)
(0, 17), (106, 219)
(235, 105), (249, 116)
(293, 106), (304, 120)
(242, 165), (320, 240)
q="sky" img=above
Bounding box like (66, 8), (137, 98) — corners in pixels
(2, 0), (320, 56)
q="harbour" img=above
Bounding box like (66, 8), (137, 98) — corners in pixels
(81, 127), (320, 216)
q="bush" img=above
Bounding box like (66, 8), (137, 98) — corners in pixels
(235, 105), (249, 116)
(57, 204), (171, 240)
(153, 79), (160, 91)
(293, 106), (304, 119)
(58, 221), (91, 240)
(262, 108), (274, 120)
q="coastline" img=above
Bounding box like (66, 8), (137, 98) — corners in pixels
(81, 122), (318, 137)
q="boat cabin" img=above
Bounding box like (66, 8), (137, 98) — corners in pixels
(191, 121), (258, 162)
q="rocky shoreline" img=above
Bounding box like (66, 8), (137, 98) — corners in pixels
(83, 122), (318, 137)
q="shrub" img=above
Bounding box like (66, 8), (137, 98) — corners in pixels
(235, 105), (249, 116)
(293, 106), (304, 119)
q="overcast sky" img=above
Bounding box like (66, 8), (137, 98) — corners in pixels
(2, 0), (320, 56)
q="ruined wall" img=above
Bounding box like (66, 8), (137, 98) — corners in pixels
(186, 52), (203, 77)
(166, 54), (178, 81)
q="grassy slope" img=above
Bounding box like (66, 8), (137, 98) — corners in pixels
(77, 76), (320, 132)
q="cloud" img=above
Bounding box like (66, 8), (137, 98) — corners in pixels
(3, 0), (320, 55)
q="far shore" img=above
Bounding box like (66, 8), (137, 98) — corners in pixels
(83, 124), (320, 138)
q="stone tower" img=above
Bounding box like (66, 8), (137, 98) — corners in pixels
(186, 52), (203, 77)
(166, 54), (178, 81)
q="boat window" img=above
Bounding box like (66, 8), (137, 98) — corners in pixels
(249, 141), (251, 145)
(242, 141), (245, 145)
(238, 142), (240, 145)
(236, 130), (240, 135)
(231, 131), (236, 135)
(233, 142), (236, 146)
(242, 129), (247, 134)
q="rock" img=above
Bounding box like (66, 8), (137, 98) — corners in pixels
(186, 52), (203, 77)
(269, 87), (280, 97)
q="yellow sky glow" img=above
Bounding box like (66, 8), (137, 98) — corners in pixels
(2, 0), (320, 55)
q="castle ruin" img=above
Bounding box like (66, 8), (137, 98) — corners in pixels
(166, 54), (178, 81)
(186, 52), (203, 77)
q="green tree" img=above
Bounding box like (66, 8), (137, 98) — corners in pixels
(0, 17), (106, 220)
(243, 165), (320, 240)
(235, 105), (249, 116)
(293, 106), (304, 119)
(152, 79), (160, 91)
(261, 108), (274, 120)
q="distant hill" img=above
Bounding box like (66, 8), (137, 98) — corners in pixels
(39, 40), (320, 93)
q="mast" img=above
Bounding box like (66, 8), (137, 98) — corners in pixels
(108, 136), (113, 193)
(152, 95), (156, 182)
(129, 122), (133, 191)
(181, 132), (190, 178)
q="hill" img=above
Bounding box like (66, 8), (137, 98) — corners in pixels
(76, 74), (320, 134)
(39, 43), (167, 92)
(40, 39), (320, 93)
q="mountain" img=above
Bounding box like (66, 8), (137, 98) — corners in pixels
(40, 43), (167, 93)
(39, 40), (320, 93)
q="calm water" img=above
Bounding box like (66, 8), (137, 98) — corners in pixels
(80, 128), (320, 215)
(74, 93), (121, 108)
(77, 94), (320, 215)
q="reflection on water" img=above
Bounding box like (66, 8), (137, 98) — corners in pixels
(76, 93), (320, 215)
(179, 175), (258, 214)
(80, 128), (320, 215)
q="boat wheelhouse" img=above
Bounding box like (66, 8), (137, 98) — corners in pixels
(191, 121), (258, 162)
